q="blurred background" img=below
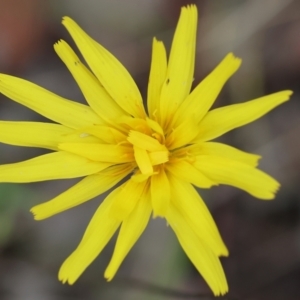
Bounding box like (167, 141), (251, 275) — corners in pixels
(0, 0), (299, 299)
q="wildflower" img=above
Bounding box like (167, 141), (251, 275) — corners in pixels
(0, 4), (292, 296)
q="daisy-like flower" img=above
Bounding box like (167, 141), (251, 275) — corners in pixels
(0, 5), (292, 296)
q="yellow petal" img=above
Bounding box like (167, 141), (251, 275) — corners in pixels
(58, 143), (134, 163)
(59, 188), (121, 284)
(150, 167), (170, 217)
(195, 90), (293, 142)
(148, 150), (169, 166)
(146, 118), (165, 144)
(167, 173), (228, 257)
(0, 74), (102, 129)
(54, 40), (127, 123)
(81, 125), (127, 144)
(105, 191), (151, 280)
(166, 160), (215, 189)
(171, 53), (241, 128)
(109, 179), (148, 221)
(193, 142), (261, 167)
(0, 151), (110, 182)
(165, 117), (199, 150)
(62, 17), (145, 118)
(131, 170), (155, 183)
(127, 130), (166, 152)
(0, 121), (88, 150)
(31, 163), (134, 220)
(166, 204), (228, 296)
(195, 155), (280, 199)
(133, 145), (153, 175)
(118, 116), (152, 135)
(147, 38), (167, 119)
(160, 5), (198, 129)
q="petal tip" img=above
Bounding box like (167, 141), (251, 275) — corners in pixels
(227, 52), (242, 67)
(284, 90), (294, 99)
(104, 270), (113, 282)
(58, 264), (77, 285)
(30, 206), (43, 221)
(54, 39), (65, 47)
(29, 207), (37, 217)
(220, 248), (229, 257)
(62, 16), (78, 30)
(262, 180), (280, 200)
(62, 16), (72, 24)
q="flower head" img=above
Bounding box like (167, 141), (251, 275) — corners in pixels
(0, 5), (292, 296)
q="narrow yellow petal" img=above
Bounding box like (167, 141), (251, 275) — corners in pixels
(54, 40), (127, 123)
(172, 53), (241, 128)
(148, 151), (169, 166)
(195, 90), (293, 142)
(59, 188), (121, 284)
(58, 143), (134, 163)
(62, 17), (146, 118)
(146, 118), (165, 144)
(168, 173), (228, 257)
(165, 117), (199, 150)
(127, 130), (166, 152)
(81, 125), (127, 144)
(105, 191), (151, 280)
(0, 121), (93, 150)
(31, 164), (134, 220)
(160, 5), (198, 129)
(147, 38), (167, 119)
(166, 204), (228, 296)
(133, 146), (153, 175)
(166, 160), (215, 189)
(0, 152), (110, 182)
(151, 167), (170, 217)
(194, 142), (261, 167)
(118, 116), (152, 135)
(0, 74), (102, 129)
(131, 171), (154, 183)
(109, 179), (148, 221)
(195, 155), (280, 199)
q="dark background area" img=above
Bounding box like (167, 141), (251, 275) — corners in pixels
(0, 0), (300, 299)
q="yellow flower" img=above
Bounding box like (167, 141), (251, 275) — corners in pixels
(0, 5), (292, 296)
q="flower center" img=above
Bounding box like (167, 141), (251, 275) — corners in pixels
(127, 130), (169, 175)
